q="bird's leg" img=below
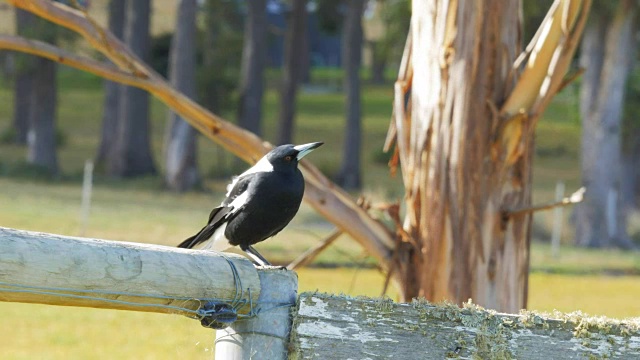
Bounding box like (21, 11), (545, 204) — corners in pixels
(245, 246), (272, 267)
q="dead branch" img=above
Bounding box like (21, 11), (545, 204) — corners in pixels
(0, 35), (148, 89)
(505, 187), (586, 217)
(286, 229), (343, 270)
(3, 0), (395, 267)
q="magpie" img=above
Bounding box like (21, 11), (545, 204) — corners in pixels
(178, 142), (323, 266)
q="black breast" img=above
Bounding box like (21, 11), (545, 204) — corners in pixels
(225, 170), (305, 249)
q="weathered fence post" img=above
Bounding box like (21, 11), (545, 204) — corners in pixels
(551, 180), (565, 258)
(215, 269), (297, 360)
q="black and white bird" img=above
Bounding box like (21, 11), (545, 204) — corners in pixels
(178, 142), (323, 266)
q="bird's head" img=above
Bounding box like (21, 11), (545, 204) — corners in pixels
(265, 142), (324, 171)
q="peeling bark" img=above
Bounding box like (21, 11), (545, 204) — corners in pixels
(387, 0), (590, 312)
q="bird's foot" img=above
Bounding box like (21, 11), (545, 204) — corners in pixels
(255, 264), (288, 271)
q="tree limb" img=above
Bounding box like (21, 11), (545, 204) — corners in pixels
(505, 187), (586, 216)
(3, 0), (395, 267)
(0, 35), (149, 89)
(286, 229), (343, 270)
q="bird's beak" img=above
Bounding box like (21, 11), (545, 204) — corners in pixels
(294, 142), (324, 160)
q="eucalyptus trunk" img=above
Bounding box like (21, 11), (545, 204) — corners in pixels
(24, 13), (58, 173)
(336, 0), (365, 190)
(110, 0), (156, 177)
(164, 0), (199, 191)
(237, 0), (267, 136)
(27, 55), (58, 174)
(574, 0), (637, 249)
(96, 0), (125, 170)
(277, 0), (308, 145)
(387, 0), (589, 312)
(12, 9), (36, 145)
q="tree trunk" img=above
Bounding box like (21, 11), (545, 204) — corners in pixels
(574, 0), (637, 249)
(25, 14), (58, 174)
(164, 0), (199, 192)
(621, 136), (640, 212)
(277, 0), (308, 145)
(109, 0), (156, 177)
(27, 54), (58, 174)
(237, 0), (267, 136)
(96, 0), (125, 170)
(336, 0), (365, 190)
(12, 9), (36, 145)
(369, 41), (387, 84)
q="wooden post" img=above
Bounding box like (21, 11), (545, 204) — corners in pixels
(551, 181), (564, 258)
(0, 227), (260, 317)
(215, 269), (298, 360)
(79, 159), (93, 236)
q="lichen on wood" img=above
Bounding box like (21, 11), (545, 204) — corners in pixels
(291, 292), (640, 359)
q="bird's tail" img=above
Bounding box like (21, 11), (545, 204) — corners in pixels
(177, 222), (228, 251)
(177, 233), (199, 249)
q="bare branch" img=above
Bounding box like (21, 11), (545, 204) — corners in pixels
(3, 0), (395, 267)
(0, 35), (149, 89)
(286, 229), (343, 270)
(505, 187), (586, 216)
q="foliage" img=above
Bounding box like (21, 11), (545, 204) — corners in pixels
(198, 0), (244, 113)
(371, 0), (410, 71)
(316, 0), (345, 34)
(149, 32), (172, 77)
(147, 1), (243, 113)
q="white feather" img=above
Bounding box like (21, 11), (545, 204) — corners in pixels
(194, 223), (231, 251)
(228, 190), (249, 212)
(225, 156), (273, 197)
(197, 190), (249, 251)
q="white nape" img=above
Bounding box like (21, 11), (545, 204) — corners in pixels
(225, 156), (274, 197)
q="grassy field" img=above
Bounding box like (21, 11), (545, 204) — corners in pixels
(0, 41), (639, 359)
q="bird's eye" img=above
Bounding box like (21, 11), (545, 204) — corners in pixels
(284, 155), (293, 161)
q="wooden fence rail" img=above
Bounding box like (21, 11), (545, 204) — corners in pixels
(292, 293), (640, 359)
(0, 226), (260, 315)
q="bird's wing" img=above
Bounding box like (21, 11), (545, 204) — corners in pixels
(177, 206), (233, 249)
(178, 175), (255, 249)
(222, 173), (253, 207)
(225, 156), (273, 197)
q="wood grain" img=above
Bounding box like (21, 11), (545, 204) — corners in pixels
(291, 293), (640, 359)
(0, 227), (260, 317)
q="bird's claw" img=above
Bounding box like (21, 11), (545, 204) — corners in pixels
(256, 264), (288, 271)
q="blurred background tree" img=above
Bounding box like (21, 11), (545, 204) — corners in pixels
(574, 0), (638, 249)
(164, 0), (199, 192)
